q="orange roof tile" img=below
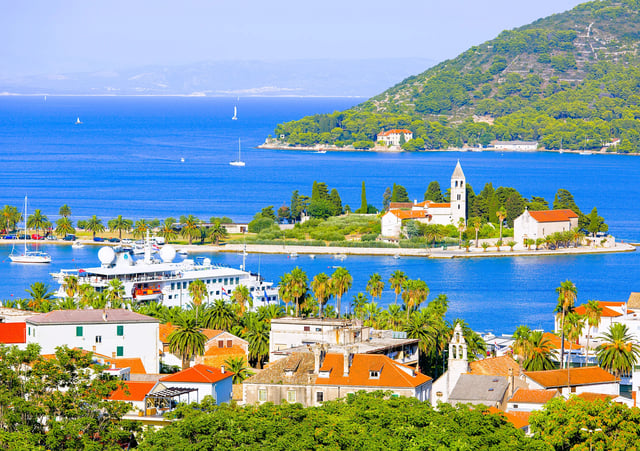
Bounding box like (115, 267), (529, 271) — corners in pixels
(428, 202), (451, 208)
(315, 353), (431, 388)
(469, 355), (521, 377)
(388, 210), (430, 220)
(0, 322), (26, 344)
(504, 411), (532, 429)
(109, 381), (156, 402)
(103, 357), (147, 374)
(576, 392), (615, 402)
(388, 202), (415, 210)
(509, 388), (558, 404)
(378, 129), (412, 136)
(543, 332), (581, 350)
(203, 345), (246, 357)
(160, 323), (224, 343)
(573, 302), (623, 318)
(528, 209), (578, 223)
(524, 366), (618, 388)
(160, 364), (233, 384)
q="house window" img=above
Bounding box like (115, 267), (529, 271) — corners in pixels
(116, 346), (124, 357)
(570, 386), (576, 393)
(304, 326), (310, 332)
(76, 326), (83, 337)
(287, 391), (296, 403)
(513, 404), (519, 409)
(316, 391), (324, 403)
(227, 340), (233, 347)
(117, 325), (124, 336)
(315, 328), (321, 332)
(218, 340), (224, 348)
(95, 336), (102, 343)
(369, 370), (380, 379)
(258, 389), (267, 402)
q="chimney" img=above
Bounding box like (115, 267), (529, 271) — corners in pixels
(313, 345), (321, 373)
(508, 367), (514, 397)
(221, 365), (225, 374)
(111, 363), (116, 370)
(343, 348), (350, 377)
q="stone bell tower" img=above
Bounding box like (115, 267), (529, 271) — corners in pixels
(451, 160), (466, 226)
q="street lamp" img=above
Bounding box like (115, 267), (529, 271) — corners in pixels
(580, 428), (602, 451)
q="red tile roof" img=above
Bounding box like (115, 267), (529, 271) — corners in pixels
(103, 357), (147, 374)
(160, 364), (233, 384)
(0, 322), (26, 344)
(315, 353), (431, 388)
(487, 407), (532, 429)
(469, 355), (521, 377)
(428, 202), (451, 208)
(388, 210), (430, 220)
(524, 366), (618, 388)
(576, 392), (615, 402)
(160, 323), (224, 343)
(388, 202), (415, 210)
(543, 332), (581, 350)
(528, 209), (578, 223)
(573, 301), (624, 318)
(378, 129), (412, 136)
(109, 381), (156, 402)
(509, 388), (558, 404)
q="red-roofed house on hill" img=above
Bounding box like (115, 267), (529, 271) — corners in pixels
(513, 209), (579, 245)
(0, 322), (27, 349)
(523, 366), (619, 397)
(376, 129), (413, 147)
(160, 364), (234, 404)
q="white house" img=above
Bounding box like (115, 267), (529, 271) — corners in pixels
(513, 209), (579, 245)
(523, 367), (619, 397)
(506, 388), (560, 413)
(160, 364), (234, 405)
(376, 129), (413, 146)
(25, 309), (160, 373)
(381, 161), (466, 238)
(492, 141), (538, 151)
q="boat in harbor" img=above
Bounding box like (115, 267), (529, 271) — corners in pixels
(51, 233), (279, 308)
(229, 138), (245, 166)
(9, 196), (52, 264)
(75, 117), (82, 125)
(232, 106), (238, 120)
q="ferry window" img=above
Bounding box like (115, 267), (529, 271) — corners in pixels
(183, 282), (187, 289)
(116, 346), (124, 357)
(224, 278), (228, 285)
(117, 325), (124, 336)
(95, 336), (102, 343)
(171, 283), (175, 290)
(235, 277), (239, 284)
(76, 326), (83, 337)
(216, 291), (220, 296)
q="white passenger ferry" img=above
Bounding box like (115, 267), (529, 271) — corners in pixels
(51, 237), (279, 309)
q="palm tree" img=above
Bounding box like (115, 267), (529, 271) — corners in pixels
(330, 267), (352, 318)
(224, 356), (254, 384)
(56, 297), (77, 310)
(85, 215), (105, 239)
(55, 217), (75, 237)
(244, 315), (270, 368)
(25, 282), (55, 311)
(472, 217), (482, 248)
(511, 325), (533, 361)
(563, 312), (585, 367)
(352, 292), (368, 320)
(401, 279), (429, 320)
(188, 279), (208, 325)
(481, 242), (489, 252)
(63, 275), (79, 299)
(257, 304), (285, 322)
(107, 279), (126, 308)
(457, 217), (466, 246)
(404, 309), (437, 360)
(507, 240), (516, 251)
(159, 218), (177, 243)
(583, 300), (603, 366)
(78, 283), (96, 308)
(132, 219), (150, 239)
(556, 280), (578, 368)
(386, 304), (404, 331)
(108, 215), (133, 240)
(311, 272), (331, 318)
(288, 267), (308, 317)
(168, 313), (207, 370)
(202, 299), (237, 330)
(209, 221), (228, 245)
(522, 330), (556, 371)
(496, 207), (507, 239)
(231, 285), (252, 317)
(366, 273), (385, 302)
(1, 205), (21, 232)
(59, 204), (72, 218)
(388, 270), (407, 305)
(278, 273), (294, 315)
(27, 209), (49, 236)
(363, 301), (382, 328)
(181, 215), (201, 245)
(597, 323), (640, 378)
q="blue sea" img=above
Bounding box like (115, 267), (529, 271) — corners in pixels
(0, 96), (639, 334)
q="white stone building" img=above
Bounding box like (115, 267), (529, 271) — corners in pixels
(513, 209), (579, 245)
(523, 367), (619, 397)
(376, 129), (413, 146)
(25, 309), (160, 373)
(492, 141), (538, 151)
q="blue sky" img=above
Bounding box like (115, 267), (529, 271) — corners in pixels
(1, 0), (585, 77)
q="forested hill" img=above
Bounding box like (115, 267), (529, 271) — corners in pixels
(272, 0), (640, 153)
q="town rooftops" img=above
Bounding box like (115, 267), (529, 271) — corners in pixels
(448, 374), (509, 403)
(378, 129), (412, 136)
(528, 209), (578, 223)
(159, 323), (240, 344)
(160, 364), (233, 384)
(576, 392), (615, 402)
(108, 381), (157, 402)
(573, 301), (627, 318)
(315, 353), (430, 388)
(0, 322), (26, 344)
(524, 366), (618, 388)
(26, 309), (158, 325)
(244, 352), (316, 385)
(103, 357), (147, 374)
(543, 332), (581, 350)
(509, 388), (558, 404)
(469, 355), (520, 378)
(388, 210), (430, 220)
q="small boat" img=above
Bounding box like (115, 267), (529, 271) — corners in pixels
(289, 252), (298, 258)
(334, 254), (346, 261)
(180, 157), (185, 163)
(9, 196), (52, 264)
(316, 150), (326, 154)
(393, 254), (400, 259)
(75, 117), (82, 125)
(232, 106), (238, 120)
(230, 138), (245, 167)
(177, 249), (188, 257)
(580, 150), (592, 155)
(309, 254), (315, 259)
(72, 241), (84, 249)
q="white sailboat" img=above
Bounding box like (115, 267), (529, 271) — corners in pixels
(229, 138), (245, 166)
(9, 196), (52, 264)
(75, 117), (82, 125)
(232, 106), (238, 120)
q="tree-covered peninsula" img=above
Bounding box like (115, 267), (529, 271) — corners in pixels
(271, 0), (640, 153)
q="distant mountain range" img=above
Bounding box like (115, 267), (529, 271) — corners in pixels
(0, 58), (434, 98)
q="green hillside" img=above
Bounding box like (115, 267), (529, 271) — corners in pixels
(273, 0), (640, 153)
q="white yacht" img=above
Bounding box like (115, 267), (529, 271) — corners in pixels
(9, 196), (52, 264)
(51, 236), (279, 308)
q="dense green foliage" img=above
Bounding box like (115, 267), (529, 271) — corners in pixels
(141, 392), (539, 450)
(274, 1), (640, 153)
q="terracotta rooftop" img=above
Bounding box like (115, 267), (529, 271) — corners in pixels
(509, 388), (558, 404)
(528, 209), (578, 223)
(388, 210), (430, 220)
(103, 357), (147, 374)
(26, 309), (158, 325)
(469, 355), (520, 377)
(378, 129), (412, 136)
(504, 411), (532, 429)
(244, 352), (316, 385)
(315, 353), (431, 388)
(160, 364), (233, 384)
(573, 301), (625, 318)
(576, 392), (615, 402)
(0, 322), (26, 344)
(160, 323), (227, 343)
(524, 366), (618, 388)
(109, 381), (156, 402)
(543, 332), (581, 350)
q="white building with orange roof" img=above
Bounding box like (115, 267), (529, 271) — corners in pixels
(381, 162), (466, 238)
(376, 129), (413, 147)
(513, 208), (579, 245)
(523, 366), (619, 397)
(160, 364), (234, 404)
(506, 388), (560, 413)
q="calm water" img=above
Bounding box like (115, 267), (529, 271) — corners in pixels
(0, 96), (638, 334)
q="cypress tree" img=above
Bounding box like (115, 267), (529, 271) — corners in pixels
(359, 181), (367, 213)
